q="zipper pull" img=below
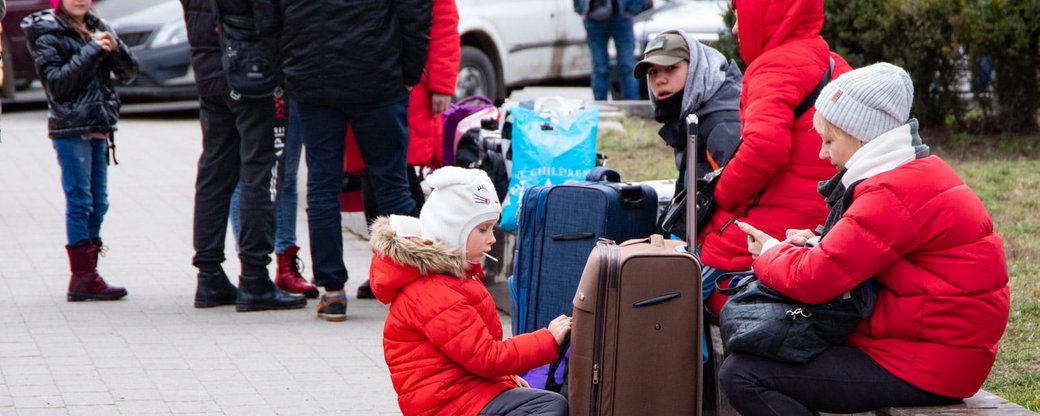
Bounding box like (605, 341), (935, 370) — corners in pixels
(592, 364), (599, 385)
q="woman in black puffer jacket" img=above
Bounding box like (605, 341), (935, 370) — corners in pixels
(22, 0), (137, 302)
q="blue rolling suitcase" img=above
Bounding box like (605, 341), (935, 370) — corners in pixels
(510, 168), (657, 335)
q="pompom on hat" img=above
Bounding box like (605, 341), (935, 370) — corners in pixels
(814, 62), (914, 142)
(419, 167), (501, 250)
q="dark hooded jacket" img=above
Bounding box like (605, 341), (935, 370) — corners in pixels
(180, 0), (270, 98)
(648, 30), (742, 189)
(22, 10), (137, 138)
(254, 0), (432, 106)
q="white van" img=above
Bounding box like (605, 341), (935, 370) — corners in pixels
(455, 0), (729, 102)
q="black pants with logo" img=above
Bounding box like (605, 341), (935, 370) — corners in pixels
(720, 346), (959, 415)
(192, 92), (278, 277)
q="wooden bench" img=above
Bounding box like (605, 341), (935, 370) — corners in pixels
(707, 325), (1036, 416)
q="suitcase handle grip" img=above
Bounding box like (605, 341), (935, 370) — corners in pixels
(552, 232), (596, 241)
(619, 185), (647, 209)
(633, 292), (681, 307)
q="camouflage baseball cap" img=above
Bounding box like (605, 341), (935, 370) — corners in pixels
(633, 33), (690, 79)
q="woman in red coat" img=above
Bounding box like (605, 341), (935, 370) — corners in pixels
(351, 0), (460, 299)
(370, 167), (570, 416)
(700, 0), (852, 316)
(721, 63), (1010, 415)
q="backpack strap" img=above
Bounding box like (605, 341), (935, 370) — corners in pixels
(793, 57), (834, 121)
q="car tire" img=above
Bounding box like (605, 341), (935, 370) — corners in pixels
(456, 45), (499, 101)
(1, 38), (15, 99)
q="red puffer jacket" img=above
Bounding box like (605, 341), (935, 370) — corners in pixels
(369, 217), (560, 416)
(699, 0), (850, 273)
(753, 156), (1010, 398)
(345, 0), (460, 173)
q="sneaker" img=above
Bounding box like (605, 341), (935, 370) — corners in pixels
(356, 279), (375, 299)
(317, 293), (348, 322)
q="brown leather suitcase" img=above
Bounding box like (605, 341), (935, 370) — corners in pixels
(569, 234), (703, 416)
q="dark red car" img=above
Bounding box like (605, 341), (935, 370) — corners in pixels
(2, 0), (52, 98)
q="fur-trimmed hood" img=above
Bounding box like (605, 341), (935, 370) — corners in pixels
(369, 216), (479, 304)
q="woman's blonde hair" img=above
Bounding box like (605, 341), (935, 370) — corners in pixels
(812, 111), (858, 143)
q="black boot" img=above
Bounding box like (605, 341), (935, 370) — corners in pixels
(356, 279), (375, 299)
(236, 274), (307, 312)
(194, 269), (238, 308)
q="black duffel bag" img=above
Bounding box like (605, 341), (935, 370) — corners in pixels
(657, 168), (720, 240)
(717, 273), (863, 364)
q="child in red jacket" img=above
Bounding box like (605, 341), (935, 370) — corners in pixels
(369, 167), (570, 416)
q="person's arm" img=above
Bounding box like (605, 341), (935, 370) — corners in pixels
(712, 66), (804, 211)
(426, 0), (460, 113)
(751, 185), (918, 304)
(29, 33), (106, 100)
(414, 293), (559, 378)
(103, 24), (139, 84)
(392, 0), (433, 87)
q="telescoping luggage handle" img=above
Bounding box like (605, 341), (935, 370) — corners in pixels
(686, 114), (700, 249)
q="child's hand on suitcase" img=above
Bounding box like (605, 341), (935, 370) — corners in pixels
(548, 315), (572, 346)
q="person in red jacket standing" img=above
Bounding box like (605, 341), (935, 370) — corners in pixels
(700, 0), (853, 317)
(352, 0), (461, 299)
(370, 167), (570, 416)
(721, 63), (1010, 415)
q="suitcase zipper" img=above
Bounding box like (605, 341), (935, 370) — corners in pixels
(590, 241), (619, 415)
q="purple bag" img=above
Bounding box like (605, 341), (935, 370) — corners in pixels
(522, 346), (569, 392)
(441, 96), (495, 166)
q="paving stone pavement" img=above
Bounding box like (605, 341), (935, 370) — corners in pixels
(0, 109), (503, 415)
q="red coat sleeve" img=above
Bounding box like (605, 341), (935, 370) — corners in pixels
(417, 292), (560, 378)
(425, 0), (461, 96)
(755, 185), (918, 304)
(714, 64), (802, 211)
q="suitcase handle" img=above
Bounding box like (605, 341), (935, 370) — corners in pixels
(552, 232), (596, 241)
(586, 167), (621, 182)
(633, 292), (681, 307)
(619, 184), (647, 209)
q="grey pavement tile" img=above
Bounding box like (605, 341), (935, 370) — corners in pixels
(221, 405), (277, 416)
(10, 395), (64, 409)
(0, 407), (12, 416)
(109, 389), (162, 403)
(164, 400), (221, 414)
(67, 405), (120, 416)
(114, 400), (171, 414)
(61, 392), (114, 406)
(12, 408), (69, 416)
(158, 390), (211, 403)
(210, 393), (266, 407)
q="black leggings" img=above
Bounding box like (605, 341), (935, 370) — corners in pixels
(719, 347), (959, 415)
(478, 388), (568, 416)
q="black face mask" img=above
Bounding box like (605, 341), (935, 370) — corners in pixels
(653, 89), (685, 124)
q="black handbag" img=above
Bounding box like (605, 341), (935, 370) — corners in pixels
(657, 168), (720, 240)
(210, 2), (279, 98)
(717, 274), (861, 364)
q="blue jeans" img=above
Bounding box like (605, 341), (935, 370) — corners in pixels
(230, 108), (302, 254)
(583, 13), (640, 101)
(292, 91), (416, 291)
(53, 137), (109, 246)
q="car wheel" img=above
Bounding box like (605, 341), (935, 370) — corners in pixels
(1, 39), (15, 99)
(456, 45), (499, 101)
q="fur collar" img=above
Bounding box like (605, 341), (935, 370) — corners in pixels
(369, 217), (469, 279)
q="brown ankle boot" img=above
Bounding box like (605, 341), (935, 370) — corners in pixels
(66, 240), (127, 302)
(274, 245), (319, 298)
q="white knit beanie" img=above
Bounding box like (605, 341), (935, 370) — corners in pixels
(420, 167), (501, 250)
(814, 62), (914, 142)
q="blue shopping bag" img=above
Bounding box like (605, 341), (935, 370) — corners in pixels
(500, 105), (598, 232)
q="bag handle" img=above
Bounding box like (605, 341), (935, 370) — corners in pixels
(586, 167), (621, 182)
(793, 58), (834, 121)
(455, 95), (494, 108)
(544, 333), (570, 393)
(685, 114), (699, 249)
(715, 272), (757, 296)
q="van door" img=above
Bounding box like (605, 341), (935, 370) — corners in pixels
(554, 0), (592, 80)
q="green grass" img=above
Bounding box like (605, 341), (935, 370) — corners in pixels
(601, 117), (1040, 410)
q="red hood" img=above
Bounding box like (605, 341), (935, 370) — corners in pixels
(367, 216), (482, 304)
(735, 0), (825, 64)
